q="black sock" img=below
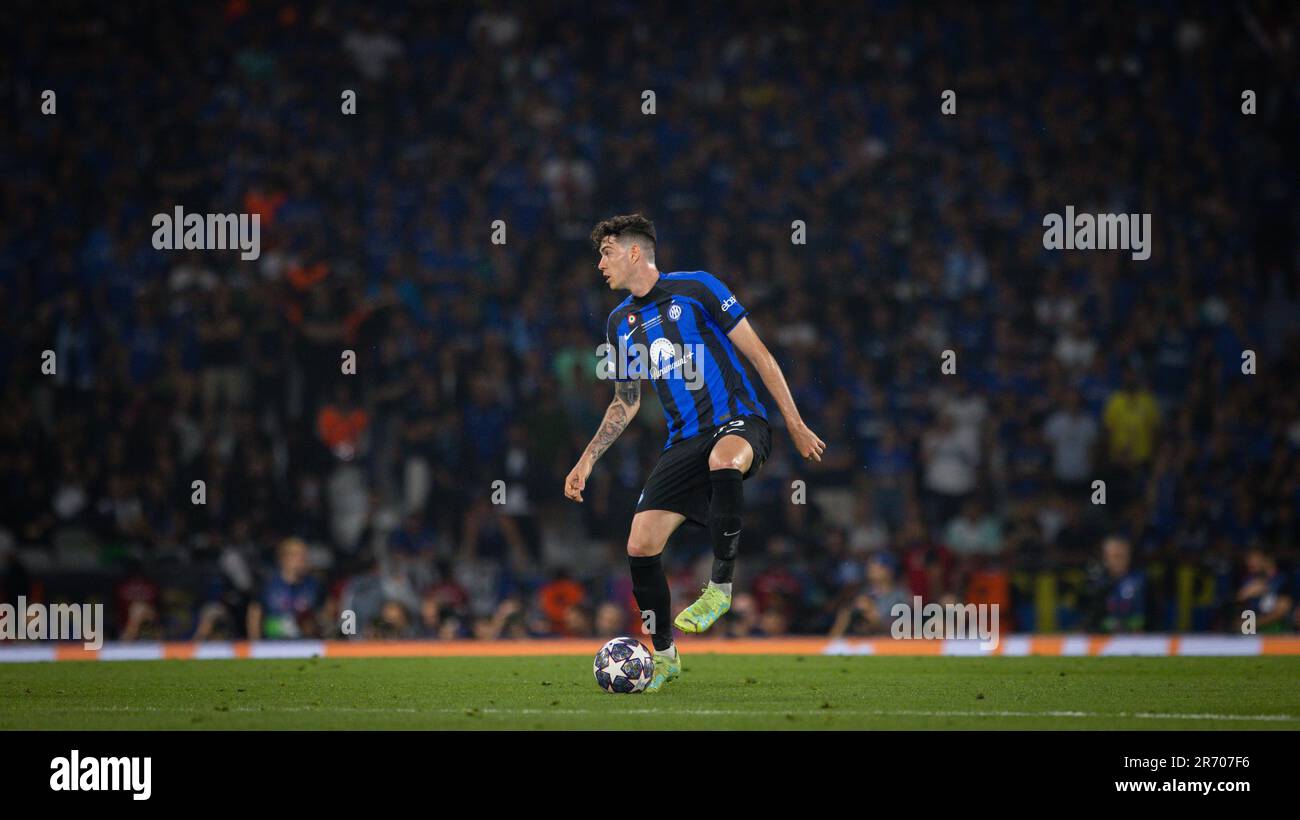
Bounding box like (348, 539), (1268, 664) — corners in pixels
(629, 553), (673, 651)
(708, 468), (744, 585)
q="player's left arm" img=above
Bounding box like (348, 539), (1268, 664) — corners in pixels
(727, 317), (826, 462)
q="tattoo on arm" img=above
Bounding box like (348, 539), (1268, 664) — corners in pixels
(586, 401), (628, 463)
(615, 380), (640, 408)
(585, 382), (639, 463)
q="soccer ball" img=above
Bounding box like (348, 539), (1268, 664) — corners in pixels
(593, 636), (654, 694)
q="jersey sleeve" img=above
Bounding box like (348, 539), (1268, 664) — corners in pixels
(604, 310), (633, 381)
(691, 272), (747, 333)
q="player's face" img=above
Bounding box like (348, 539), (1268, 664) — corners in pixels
(598, 237), (630, 290)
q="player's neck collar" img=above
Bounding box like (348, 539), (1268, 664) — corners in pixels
(631, 273), (663, 303)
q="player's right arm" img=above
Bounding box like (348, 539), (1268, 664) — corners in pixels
(564, 380), (640, 503)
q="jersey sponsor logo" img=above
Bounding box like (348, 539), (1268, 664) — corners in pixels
(719, 295), (737, 312)
(649, 337), (677, 368)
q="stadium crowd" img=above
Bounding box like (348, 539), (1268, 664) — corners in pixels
(2, 0), (1298, 641)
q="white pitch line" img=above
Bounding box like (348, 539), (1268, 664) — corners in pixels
(7, 705), (1297, 722)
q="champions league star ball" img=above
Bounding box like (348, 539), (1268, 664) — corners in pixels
(593, 637), (654, 694)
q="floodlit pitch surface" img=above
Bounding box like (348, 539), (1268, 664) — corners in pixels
(2, 656), (1298, 730)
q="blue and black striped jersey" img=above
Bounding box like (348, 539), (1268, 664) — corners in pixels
(605, 271), (767, 450)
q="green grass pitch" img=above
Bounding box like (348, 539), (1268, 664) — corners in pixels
(2, 655), (1298, 730)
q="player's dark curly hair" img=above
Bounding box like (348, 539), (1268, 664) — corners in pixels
(590, 213), (656, 258)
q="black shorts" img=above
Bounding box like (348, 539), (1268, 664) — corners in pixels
(635, 415), (772, 527)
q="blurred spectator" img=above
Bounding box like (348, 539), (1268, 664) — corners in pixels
(595, 601), (631, 637)
(1043, 389), (1099, 490)
(751, 536), (805, 622)
(863, 425), (913, 532)
(1088, 536), (1147, 633)
(1103, 367), (1160, 469)
(337, 557), (385, 637)
(198, 286), (246, 415)
(374, 600), (415, 639)
(247, 538), (322, 639)
(944, 499), (1003, 558)
(192, 536), (257, 640)
(563, 602), (594, 637)
(724, 592), (764, 637)
(899, 515), (956, 602)
(317, 383), (369, 463)
(1237, 548), (1293, 633)
(471, 598), (527, 640)
(829, 553), (909, 637)
(538, 569), (585, 636)
(113, 561), (160, 642)
(1054, 318), (1098, 372)
(921, 410), (980, 528)
(847, 494), (890, 555)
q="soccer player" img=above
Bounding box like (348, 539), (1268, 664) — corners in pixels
(564, 214), (825, 691)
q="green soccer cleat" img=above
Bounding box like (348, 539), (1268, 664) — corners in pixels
(644, 647), (682, 693)
(674, 584), (731, 634)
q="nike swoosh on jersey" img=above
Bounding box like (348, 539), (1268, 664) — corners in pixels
(622, 315), (665, 342)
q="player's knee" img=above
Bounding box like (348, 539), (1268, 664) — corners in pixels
(626, 537), (663, 558)
(708, 448), (750, 472)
